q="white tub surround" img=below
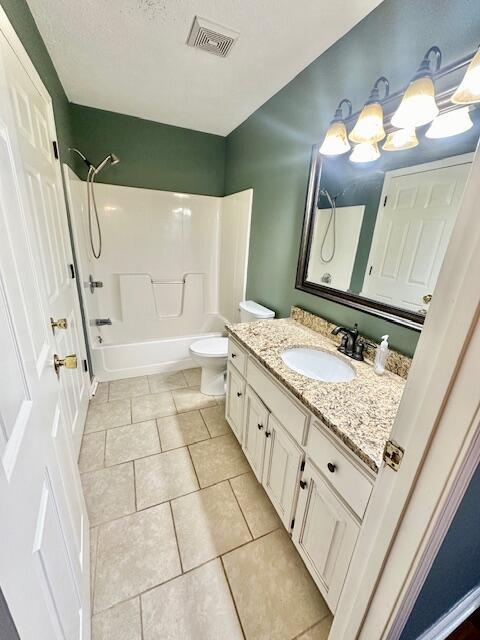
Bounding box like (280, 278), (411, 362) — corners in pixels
(64, 166), (252, 379)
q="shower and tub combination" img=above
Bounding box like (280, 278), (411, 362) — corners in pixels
(63, 154), (253, 383)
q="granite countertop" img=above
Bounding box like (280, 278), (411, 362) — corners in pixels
(227, 318), (406, 473)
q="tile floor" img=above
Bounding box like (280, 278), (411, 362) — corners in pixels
(80, 368), (333, 640)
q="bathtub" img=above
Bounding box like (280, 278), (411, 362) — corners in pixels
(91, 328), (226, 381)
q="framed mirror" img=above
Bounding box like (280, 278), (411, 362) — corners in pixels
(296, 53), (480, 330)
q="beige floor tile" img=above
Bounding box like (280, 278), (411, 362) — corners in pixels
(297, 615), (333, 640)
(94, 503), (181, 612)
(172, 386), (216, 413)
(105, 420), (160, 466)
(90, 526), (99, 601)
(222, 529), (328, 640)
(141, 560), (243, 640)
(135, 448), (198, 510)
(157, 410), (209, 450)
(92, 598), (141, 640)
(189, 434), (250, 487)
(85, 398), (131, 433)
(171, 481), (251, 571)
(82, 463), (135, 527)
(79, 431), (105, 473)
(230, 472), (281, 538)
(109, 376), (149, 400)
(183, 367), (201, 386)
(131, 392), (176, 422)
(91, 382), (109, 404)
(148, 370), (188, 393)
(201, 405), (229, 437)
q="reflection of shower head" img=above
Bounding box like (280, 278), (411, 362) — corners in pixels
(94, 153), (120, 175)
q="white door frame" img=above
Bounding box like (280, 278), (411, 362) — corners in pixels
(330, 141), (480, 639)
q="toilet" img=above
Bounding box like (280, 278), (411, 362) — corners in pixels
(189, 300), (275, 395)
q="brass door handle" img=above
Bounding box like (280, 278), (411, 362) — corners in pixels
(423, 294), (432, 304)
(54, 353), (77, 375)
(51, 317), (68, 331)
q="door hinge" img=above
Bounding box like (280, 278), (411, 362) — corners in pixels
(383, 195), (388, 206)
(291, 518), (295, 530)
(52, 140), (59, 159)
(300, 460), (305, 472)
(68, 263), (75, 279)
(383, 440), (404, 471)
(83, 359), (88, 373)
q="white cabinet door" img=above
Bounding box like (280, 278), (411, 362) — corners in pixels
(226, 364), (245, 443)
(242, 387), (268, 480)
(292, 459), (360, 613)
(262, 414), (303, 529)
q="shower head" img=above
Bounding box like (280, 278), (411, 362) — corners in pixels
(94, 153), (120, 175)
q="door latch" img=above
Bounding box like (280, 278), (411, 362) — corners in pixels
(383, 440), (404, 471)
(54, 353), (78, 375)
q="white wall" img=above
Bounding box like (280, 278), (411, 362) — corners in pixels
(219, 189), (252, 323)
(64, 167), (252, 349)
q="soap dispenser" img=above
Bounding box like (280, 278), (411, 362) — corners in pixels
(374, 335), (389, 375)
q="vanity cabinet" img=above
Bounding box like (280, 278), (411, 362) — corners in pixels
(225, 364), (245, 443)
(225, 336), (374, 614)
(292, 458), (360, 612)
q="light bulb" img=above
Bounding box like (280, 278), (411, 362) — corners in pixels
(425, 107), (473, 139)
(320, 120), (351, 156)
(349, 142), (380, 163)
(383, 128), (419, 151)
(452, 48), (480, 105)
(392, 76), (439, 129)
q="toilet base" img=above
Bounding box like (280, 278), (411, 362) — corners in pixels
(200, 367), (226, 396)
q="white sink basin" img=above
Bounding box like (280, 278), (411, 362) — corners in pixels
(281, 347), (356, 383)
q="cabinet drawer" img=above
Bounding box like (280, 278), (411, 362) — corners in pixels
(246, 359), (309, 445)
(307, 421), (373, 519)
(228, 338), (247, 376)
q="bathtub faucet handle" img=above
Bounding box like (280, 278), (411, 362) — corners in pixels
(87, 274), (103, 294)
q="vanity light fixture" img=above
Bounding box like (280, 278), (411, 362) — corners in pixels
(383, 128), (419, 151)
(319, 98), (353, 156)
(349, 77), (390, 144)
(349, 141), (380, 163)
(452, 47), (480, 104)
(391, 46), (442, 129)
(425, 106), (473, 139)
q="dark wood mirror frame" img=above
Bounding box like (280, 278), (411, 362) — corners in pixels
(295, 50), (476, 331)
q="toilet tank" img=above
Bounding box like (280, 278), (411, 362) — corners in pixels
(239, 300), (275, 322)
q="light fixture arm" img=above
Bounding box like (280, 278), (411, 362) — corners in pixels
(333, 98), (353, 122)
(414, 45), (442, 80)
(369, 76), (390, 103)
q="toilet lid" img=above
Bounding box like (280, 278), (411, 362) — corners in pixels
(189, 337), (228, 358)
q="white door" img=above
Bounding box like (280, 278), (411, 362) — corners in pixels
(0, 19), (90, 640)
(292, 460), (359, 613)
(225, 365), (245, 443)
(362, 160), (470, 312)
(242, 387), (268, 480)
(262, 414), (303, 529)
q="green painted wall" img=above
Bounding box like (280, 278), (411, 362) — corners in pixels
(70, 104), (226, 196)
(224, 0), (480, 356)
(0, 0), (73, 162)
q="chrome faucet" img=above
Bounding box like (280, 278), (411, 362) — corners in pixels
(331, 323), (359, 358)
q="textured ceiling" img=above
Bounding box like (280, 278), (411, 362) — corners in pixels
(26, 0), (383, 136)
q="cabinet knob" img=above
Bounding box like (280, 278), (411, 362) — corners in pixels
(257, 423), (263, 430)
(265, 430), (271, 438)
(327, 462), (336, 473)
(300, 480), (307, 489)
(236, 391), (242, 398)
(231, 353), (237, 358)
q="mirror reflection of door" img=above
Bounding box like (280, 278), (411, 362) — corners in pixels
(361, 157), (471, 313)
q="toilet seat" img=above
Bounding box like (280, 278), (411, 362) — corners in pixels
(189, 337), (228, 358)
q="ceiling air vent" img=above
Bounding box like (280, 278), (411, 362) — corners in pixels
(187, 16), (238, 58)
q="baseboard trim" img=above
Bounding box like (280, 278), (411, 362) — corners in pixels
(417, 585), (480, 640)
